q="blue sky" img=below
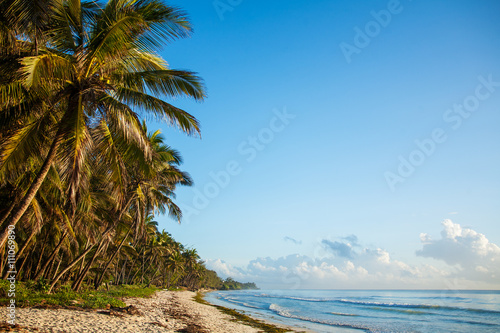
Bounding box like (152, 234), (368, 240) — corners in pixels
(150, 0), (500, 289)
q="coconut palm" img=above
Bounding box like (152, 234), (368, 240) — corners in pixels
(0, 0), (205, 248)
(93, 123), (191, 288)
(181, 248), (203, 290)
(164, 250), (184, 288)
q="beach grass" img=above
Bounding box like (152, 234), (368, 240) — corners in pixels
(194, 292), (293, 333)
(0, 279), (159, 309)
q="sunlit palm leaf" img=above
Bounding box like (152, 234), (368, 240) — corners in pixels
(114, 87), (200, 136)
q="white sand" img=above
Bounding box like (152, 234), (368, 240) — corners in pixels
(0, 290), (301, 332)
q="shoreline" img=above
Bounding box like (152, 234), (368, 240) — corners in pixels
(194, 291), (311, 333)
(0, 290), (309, 332)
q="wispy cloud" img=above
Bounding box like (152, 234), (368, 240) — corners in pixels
(284, 236), (302, 245)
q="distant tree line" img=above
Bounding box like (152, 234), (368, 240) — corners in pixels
(220, 277), (258, 290)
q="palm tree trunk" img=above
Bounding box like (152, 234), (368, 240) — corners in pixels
(32, 234), (49, 280)
(52, 257), (62, 280)
(142, 254), (158, 278)
(115, 259), (123, 285)
(17, 253), (30, 280)
(44, 254), (57, 279)
(0, 127), (65, 249)
(129, 265), (141, 285)
(72, 257), (94, 291)
(126, 257), (137, 284)
(0, 196), (18, 231)
(120, 258), (128, 285)
(16, 228), (37, 259)
(141, 252), (145, 284)
(72, 239), (106, 291)
(114, 253), (120, 284)
(24, 258), (34, 280)
(166, 270), (172, 289)
(0, 249), (4, 276)
(95, 225), (134, 289)
(147, 265), (161, 288)
(162, 268), (167, 288)
(77, 239), (90, 276)
(34, 231), (68, 280)
(78, 199), (135, 285)
(49, 242), (96, 292)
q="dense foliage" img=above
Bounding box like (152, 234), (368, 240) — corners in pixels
(0, 0), (247, 293)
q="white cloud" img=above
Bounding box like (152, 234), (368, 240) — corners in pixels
(208, 247), (446, 289)
(416, 219), (500, 283)
(420, 233), (432, 243)
(204, 259), (247, 280)
(206, 220), (500, 290)
(251, 261), (276, 272)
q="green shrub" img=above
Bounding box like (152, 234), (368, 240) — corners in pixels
(34, 278), (50, 292)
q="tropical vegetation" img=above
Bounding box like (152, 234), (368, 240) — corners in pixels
(220, 277), (258, 290)
(0, 279), (159, 308)
(0, 0), (253, 295)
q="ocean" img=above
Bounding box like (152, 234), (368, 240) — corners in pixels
(205, 289), (500, 332)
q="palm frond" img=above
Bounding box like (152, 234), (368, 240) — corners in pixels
(100, 94), (152, 160)
(58, 97), (93, 211)
(114, 69), (205, 101)
(20, 52), (74, 91)
(0, 111), (55, 182)
(0, 81), (28, 109)
(92, 119), (128, 200)
(114, 87), (200, 136)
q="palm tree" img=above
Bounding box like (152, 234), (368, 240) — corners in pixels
(0, 0), (205, 248)
(181, 248), (203, 290)
(165, 250), (184, 288)
(93, 123), (191, 288)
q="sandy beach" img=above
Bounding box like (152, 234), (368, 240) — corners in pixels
(0, 290), (300, 333)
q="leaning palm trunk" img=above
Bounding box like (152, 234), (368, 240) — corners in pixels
(128, 259), (143, 285)
(15, 227), (37, 259)
(94, 226), (133, 289)
(120, 258), (128, 285)
(0, 127), (65, 249)
(0, 196), (18, 230)
(72, 239), (106, 291)
(33, 231), (68, 280)
(32, 233), (49, 280)
(2, 228), (36, 279)
(147, 265), (161, 287)
(126, 256), (139, 284)
(51, 258), (62, 280)
(17, 253), (30, 280)
(94, 197), (137, 288)
(49, 242), (96, 293)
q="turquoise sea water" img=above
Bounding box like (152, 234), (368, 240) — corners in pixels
(205, 290), (500, 332)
